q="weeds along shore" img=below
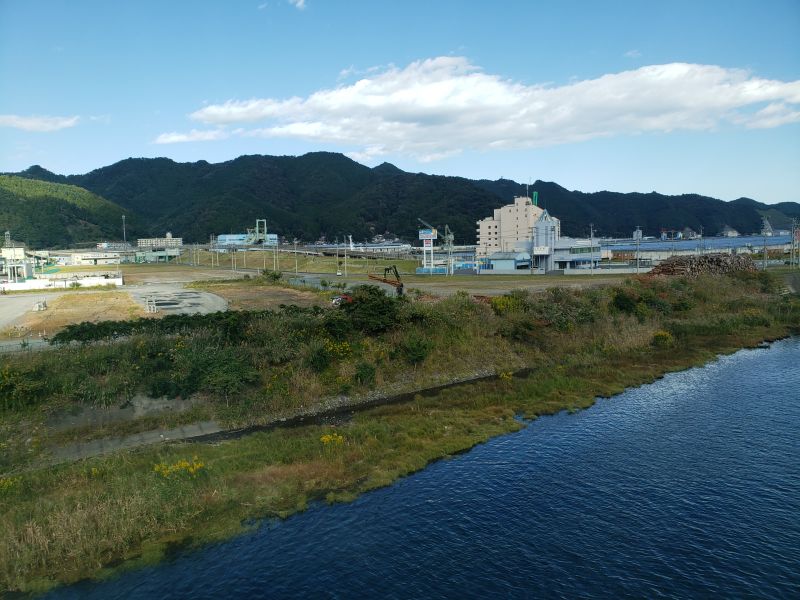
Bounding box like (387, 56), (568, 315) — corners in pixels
(1, 271), (799, 593)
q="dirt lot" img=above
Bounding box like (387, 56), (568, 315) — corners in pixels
(190, 281), (324, 311)
(119, 264), (243, 285)
(0, 292), (145, 339)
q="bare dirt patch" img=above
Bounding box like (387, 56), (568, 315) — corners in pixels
(0, 291), (145, 339)
(193, 282), (324, 311)
(119, 264), (241, 285)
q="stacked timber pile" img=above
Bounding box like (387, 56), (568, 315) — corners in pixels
(649, 253), (757, 277)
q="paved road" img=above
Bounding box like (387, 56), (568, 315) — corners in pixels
(127, 282), (227, 314)
(0, 284), (227, 334)
(0, 291), (68, 331)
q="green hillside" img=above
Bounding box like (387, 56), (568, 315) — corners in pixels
(0, 175), (135, 248)
(8, 153), (799, 245)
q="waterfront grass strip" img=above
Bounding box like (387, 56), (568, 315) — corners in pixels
(1, 272), (799, 593)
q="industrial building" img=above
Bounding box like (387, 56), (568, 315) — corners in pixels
(217, 233), (278, 246)
(213, 220), (280, 248)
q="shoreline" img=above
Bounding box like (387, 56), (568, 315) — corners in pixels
(15, 330), (800, 595)
(39, 331), (793, 468)
(2, 273), (799, 594)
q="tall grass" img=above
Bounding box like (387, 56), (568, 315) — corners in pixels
(1, 273), (799, 592)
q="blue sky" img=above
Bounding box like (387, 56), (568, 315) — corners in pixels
(1, 0), (798, 203)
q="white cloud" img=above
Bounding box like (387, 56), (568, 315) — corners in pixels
(624, 49), (642, 58)
(0, 114), (79, 132)
(154, 129), (229, 144)
(169, 57), (800, 162)
(288, 0), (305, 9)
(741, 102), (800, 129)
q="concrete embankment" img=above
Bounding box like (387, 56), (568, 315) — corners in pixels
(46, 368), (502, 464)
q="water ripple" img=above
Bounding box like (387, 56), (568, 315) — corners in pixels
(50, 338), (800, 600)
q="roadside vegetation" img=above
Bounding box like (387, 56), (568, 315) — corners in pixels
(1, 270), (799, 593)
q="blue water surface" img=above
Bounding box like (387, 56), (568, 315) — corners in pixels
(52, 338), (800, 599)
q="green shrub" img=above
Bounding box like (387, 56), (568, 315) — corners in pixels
(0, 365), (47, 412)
(354, 361), (376, 385)
(341, 285), (398, 334)
(672, 297), (695, 312)
(537, 287), (603, 331)
(490, 290), (529, 315)
(305, 339), (331, 373)
(202, 349), (258, 406)
(651, 330), (675, 348)
(497, 312), (542, 343)
(611, 289), (638, 314)
(739, 308), (771, 327)
(261, 270), (282, 282)
(322, 310), (353, 339)
(639, 290), (672, 314)
(397, 333), (433, 365)
(634, 302), (651, 322)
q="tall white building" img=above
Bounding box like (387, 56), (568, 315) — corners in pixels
(477, 197), (604, 274)
(476, 194), (544, 257)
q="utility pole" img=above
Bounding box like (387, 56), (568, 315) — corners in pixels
(635, 226), (641, 275)
(698, 225), (704, 256)
(589, 223), (594, 276)
(763, 231), (768, 270)
(122, 215), (127, 245)
(294, 240), (298, 275)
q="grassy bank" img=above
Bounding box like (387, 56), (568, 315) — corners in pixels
(1, 271), (799, 593)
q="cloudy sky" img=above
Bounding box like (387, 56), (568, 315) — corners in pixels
(1, 0), (798, 203)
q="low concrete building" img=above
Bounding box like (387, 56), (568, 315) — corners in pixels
(135, 248), (181, 263)
(721, 226), (740, 238)
(138, 232), (183, 248)
(484, 251), (531, 272)
(72, 251), (123, 266)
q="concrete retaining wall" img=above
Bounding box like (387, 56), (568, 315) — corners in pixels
(0, 276), (123, 292)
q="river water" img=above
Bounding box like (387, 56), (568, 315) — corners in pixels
(51, 338), (800, 599)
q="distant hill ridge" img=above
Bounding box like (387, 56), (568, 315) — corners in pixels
(3, 152), (798, 248)
(0, 175), (135, 248)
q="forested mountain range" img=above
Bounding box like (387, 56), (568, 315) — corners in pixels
(0, 175), (135, 248)
(3, 152), (798, 248)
